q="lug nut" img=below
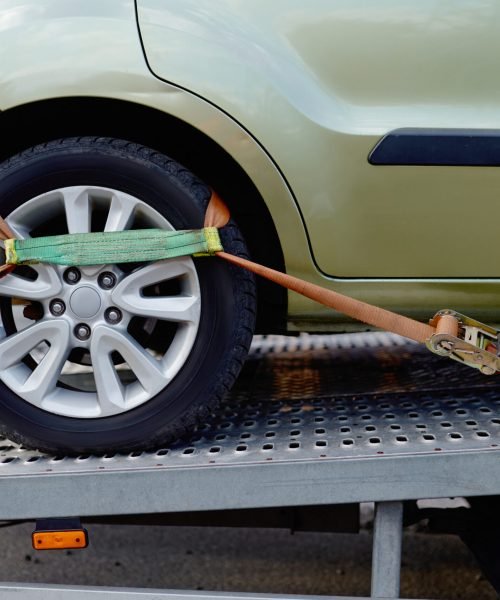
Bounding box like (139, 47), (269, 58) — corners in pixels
(64, 267), (81, 284)
(74, 323), (91, 341)
(98, 272), (116, 290)
(104, 307), (122, 324)
(50, 299), (66, 316)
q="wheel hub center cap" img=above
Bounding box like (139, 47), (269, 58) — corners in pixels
(69, 286), (101, 318)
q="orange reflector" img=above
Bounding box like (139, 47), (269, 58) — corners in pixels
(32, 529), (88, 550)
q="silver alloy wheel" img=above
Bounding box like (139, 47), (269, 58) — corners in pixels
(0, 186), (201, 418)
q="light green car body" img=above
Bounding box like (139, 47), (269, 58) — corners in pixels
(1, 0), (500, 331)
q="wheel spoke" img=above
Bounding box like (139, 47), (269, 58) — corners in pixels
(117, 334), (169, 394)
(0, 320), (70, 405)
(22, 341), (71, 405)
(63, 187), (91, 234)
(91, 326), (169, 414)
(121, 294), (199, 322)
(92, 349), (127, 414)
(0, 264), (62, 300)
(111, 259), (200, 321)
(4, 218), (30, 240)
(2, 216), (63, 300)
(118, 259), (196, 288)
(104, 192), (139, 232)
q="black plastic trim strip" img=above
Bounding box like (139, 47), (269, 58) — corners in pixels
(369, 128), (500, 166)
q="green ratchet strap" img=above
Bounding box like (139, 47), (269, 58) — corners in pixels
(4, 227), (223, 266)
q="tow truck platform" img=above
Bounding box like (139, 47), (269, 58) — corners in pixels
(1, 332), (500, 600)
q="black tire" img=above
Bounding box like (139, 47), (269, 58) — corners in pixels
(0, 137), (256, 454)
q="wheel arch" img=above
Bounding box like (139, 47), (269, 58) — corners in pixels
(0, 97), (286, 332)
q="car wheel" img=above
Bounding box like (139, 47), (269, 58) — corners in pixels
(0, 137), (256, 454)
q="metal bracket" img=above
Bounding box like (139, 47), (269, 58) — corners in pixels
(427, 309), (499, 375)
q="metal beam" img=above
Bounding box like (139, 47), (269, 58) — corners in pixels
(371, 502), (404, 599)
(0, 583), (423, 600)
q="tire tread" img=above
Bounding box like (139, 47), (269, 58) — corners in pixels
(0, 137), (256, 454)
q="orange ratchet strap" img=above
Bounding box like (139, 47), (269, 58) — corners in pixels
(205, 193), (500, 375)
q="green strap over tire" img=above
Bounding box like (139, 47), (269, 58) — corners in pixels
(4, 227), (223, 266)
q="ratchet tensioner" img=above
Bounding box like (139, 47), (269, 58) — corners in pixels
(427, 310), (499, 375)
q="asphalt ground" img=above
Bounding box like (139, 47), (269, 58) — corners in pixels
(0, 521), (496, 599)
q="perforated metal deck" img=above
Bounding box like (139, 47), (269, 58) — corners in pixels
(0, 332), (499, 520)
(1, 332), (498, 600)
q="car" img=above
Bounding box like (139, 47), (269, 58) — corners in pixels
(0, 0), (498, 453)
